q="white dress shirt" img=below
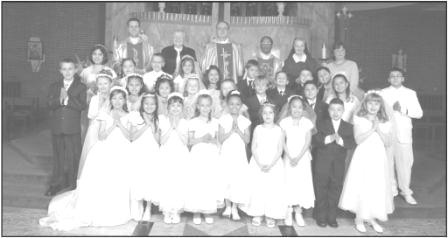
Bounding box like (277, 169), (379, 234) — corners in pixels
(62, 78), (74, 105)
(325, 119), (344, 146)
(381, 85), (423, 143)
(256, 94), (267, 104)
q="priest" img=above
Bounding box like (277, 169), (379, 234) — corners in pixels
(256, 36), (283, 86)
(201, 21), (244, 83)
(113, 18), (154, 74)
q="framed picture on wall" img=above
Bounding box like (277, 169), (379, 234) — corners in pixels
(27, 37), (43, 61)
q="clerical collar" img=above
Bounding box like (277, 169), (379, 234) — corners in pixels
(214, 38), (230, 44)
(259, 52), (273, 60)
(293, 54), (307, 63)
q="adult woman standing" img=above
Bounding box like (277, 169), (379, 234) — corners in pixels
(325, 42), (363, 100)
(282, 37), (319, 89)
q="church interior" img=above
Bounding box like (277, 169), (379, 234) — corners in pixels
(2, 2), (446, 236)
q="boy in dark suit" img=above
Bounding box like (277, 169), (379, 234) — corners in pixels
(303, 81), (329, 123)
(245, 76), (273, 159)
(237, 59), (259, 103)
(267, 71), (293, 119)
(46, 58), (87, 196)
(312, 98), (355, 228)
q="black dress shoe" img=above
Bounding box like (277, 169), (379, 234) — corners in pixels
(316, 220), (327, 227)
(327, 220), (338, 228)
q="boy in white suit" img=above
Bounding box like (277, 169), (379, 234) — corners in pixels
(381, 67), (423, 205)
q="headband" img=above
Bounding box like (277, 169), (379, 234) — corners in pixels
(96, 69), (114, 81)
(186, 73), (200, 80)
(110, 85), (128, 96)
(261, 102), (276, 108)
(228, 90), (241, 96)
(157, 73), (173, 81)
(287, 95), (303, 103)
(167, 92), (184, 101)
(365, 90), (382, 96)
(181, 54), (195, 62)
(197, 89), (210, 97)
(126, 73), (143, 79)
(142, 92), (157, 98)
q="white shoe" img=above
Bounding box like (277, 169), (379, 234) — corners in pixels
(205, 215), (214, 224)
(163, 213), (171, 224)
(252, 217), (262, 226)
(171, 213), (181, 224)
(404, 195), (417, 205)
(285, 209), (293, 226)
(355, 220), (366, 233)
(369, 220), (384, 233)
(294, 212), (305, 227)
(193, 214), (202, 225)
(266, 218), (276, 228)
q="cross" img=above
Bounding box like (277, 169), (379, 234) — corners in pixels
(220, 47), (231, 78)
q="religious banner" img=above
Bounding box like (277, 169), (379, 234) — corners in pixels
(216, 43), (234, 80)
(127, 42), (144, 70)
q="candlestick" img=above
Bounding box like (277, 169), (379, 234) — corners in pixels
(322, 43), (327, 59)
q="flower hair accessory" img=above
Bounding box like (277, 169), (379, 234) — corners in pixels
(287, 95), (303, 103)
(157, 73), (173, 81)
(262, 102), (276, 108)
(186, 73), (200, 80)
(167, 92), (184, 101)
(110, 85), (128, 96)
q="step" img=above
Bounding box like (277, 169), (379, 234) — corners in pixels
(2, 194), (51, 210)
(3, 173), (50, 186)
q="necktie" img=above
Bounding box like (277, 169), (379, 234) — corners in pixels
(310, 103), (315, 110)
(248, 79), (254, 89)
(280, 90), (284, 96)
(174, 49), (181, 75)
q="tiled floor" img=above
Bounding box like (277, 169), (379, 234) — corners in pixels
(2, 129), (447, 236)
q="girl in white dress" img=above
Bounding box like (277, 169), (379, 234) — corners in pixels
(203, 65), (223, 118)
(339, 91), (394, 233)
(77, 70), (113, 179)
(241, 103), (287, 228)
(39, 86), (132, 231)
(218, 90), (251, 221)
(128, 93), (161, 221)
(279, 95), (315, 227)
(126, 74), (146, 112)
(154, 75), (175, 116)
(183, 76), (201, 119)
(157, 92), (189, 224)
(184, 91), (222, 225)
(219, 79), (250, 118)
(325, 74), (360, 124)
(115, 58), (136, 87)
(173, 56), (203, 93)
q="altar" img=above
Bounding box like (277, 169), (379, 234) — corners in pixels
(105, 2), (335, 62)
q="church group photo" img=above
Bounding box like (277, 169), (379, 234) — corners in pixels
(36, 13), (428, 235)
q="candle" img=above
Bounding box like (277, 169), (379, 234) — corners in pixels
(322, 43), (327, 59)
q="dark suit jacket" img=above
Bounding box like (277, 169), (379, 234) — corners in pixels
(161, 45), (197, 75)
(267, 87), (294, 112)
(312, 118), (355, 161)
(48, 75), (87, 135)
(305, 99), (329, 123)
(236, 76), (256, 104)
(246, 94), (275, 130)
